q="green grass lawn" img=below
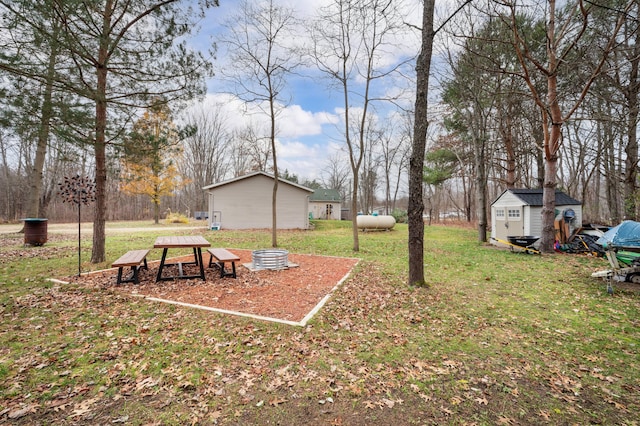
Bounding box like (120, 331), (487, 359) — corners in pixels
(0, 221), (638, 425)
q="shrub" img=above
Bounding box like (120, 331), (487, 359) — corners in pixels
(165, 212), (189, 224)
(391, 209), (408, 223)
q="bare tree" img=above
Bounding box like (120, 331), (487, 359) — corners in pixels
(504, 0), (633, 252)
(0, 130), (26, 220)
(311, 0), (410, 251)
(320, 152), (351, 203)
(595, 2), (640, 220)
(408, 0), (436, 286)
(359, 116), (381, 214)
(244, 124), (272, 173)
(179, 103), (231, 210)
(220, 0), (300, 247)
(377, 121), (401, 215)
(227, 127), (258, 178)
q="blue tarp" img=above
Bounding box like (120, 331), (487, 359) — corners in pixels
(597, 220), (640, 249)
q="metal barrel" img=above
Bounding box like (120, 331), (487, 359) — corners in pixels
(23, 218), (48, 246)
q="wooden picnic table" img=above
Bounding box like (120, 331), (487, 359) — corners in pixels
(154, 236), (211, 282)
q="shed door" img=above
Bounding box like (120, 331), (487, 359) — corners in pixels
(494, 207), (507, 240)
(495, 206), (524, 240)
(505, 206), (524, 237)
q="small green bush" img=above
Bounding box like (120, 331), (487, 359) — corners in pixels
(391, 208), (408, 223)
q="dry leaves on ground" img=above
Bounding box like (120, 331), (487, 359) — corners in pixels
(67, 249), (359, 323)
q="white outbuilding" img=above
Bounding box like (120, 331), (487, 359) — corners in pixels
(490, 188), (582, 243)
(203, 171), (314, 230)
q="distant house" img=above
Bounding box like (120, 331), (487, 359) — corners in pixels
(309, 188), (342, 220)
(490, 188), (582, 242)
(202, 171), (314, 230)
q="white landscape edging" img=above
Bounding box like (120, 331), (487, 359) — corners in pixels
(49, 257), (359, 327)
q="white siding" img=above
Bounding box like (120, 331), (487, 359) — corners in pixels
(309, 201), (341, 220)
(492, 191), (522, 207)
(207, 174), (310, 229)
(528, 206), (542, 236)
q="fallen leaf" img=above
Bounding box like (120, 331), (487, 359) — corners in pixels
(382, 398), (395, 408)
(419, 393), (432, 402)
(450, 396), (463, 405)
(70, 397), (99, 418)
(269, 398), (288, 406)
(136, 376), (160, 391)
(475, 396), (488, 405)
(440, 406), (453, 416)
(8, 405), (38, 420)
(538, 409), (550, 421)
(497, 416), (514, 425)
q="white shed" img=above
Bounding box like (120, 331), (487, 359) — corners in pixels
(490, 189), (582, 243)
(203, 171), (314, 230)
(309, 188), (342, 220)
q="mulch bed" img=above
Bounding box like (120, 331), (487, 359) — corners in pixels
(65, 249), (360, 324)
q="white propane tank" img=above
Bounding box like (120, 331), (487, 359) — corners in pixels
(356, 214), (396, 231)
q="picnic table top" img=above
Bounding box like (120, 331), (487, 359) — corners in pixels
(154, 235), (211, 249)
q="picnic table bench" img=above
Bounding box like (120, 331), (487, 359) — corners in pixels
(207, 248), (240, 278)
(112, 249), (149, 285)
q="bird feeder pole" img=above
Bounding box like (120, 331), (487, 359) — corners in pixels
(58, 174), (96, 276)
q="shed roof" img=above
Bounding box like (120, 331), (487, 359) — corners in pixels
(309, 188), (341, 202)
(493, 189), (581, 206)
(202, 171), (314, 193)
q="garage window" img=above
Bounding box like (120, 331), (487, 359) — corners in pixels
(508, 209), (521, 219)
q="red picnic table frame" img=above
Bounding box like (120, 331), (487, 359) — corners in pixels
(154, 236), (211, 282)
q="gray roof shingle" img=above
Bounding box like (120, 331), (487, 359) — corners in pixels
(309, 188), (342, 202)
(508, 189), (581, 206)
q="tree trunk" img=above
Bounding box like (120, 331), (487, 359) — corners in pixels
(153, 194), (160, 224)
(624, 107), (638, 220)
(92, 91), (107, 263)
(350, 176), (359, 252)
(539, 1), (563, 254)
(603, 114), (621, 222)
(540, 118), (562, 253)
(502, 112), (516, 189)
(408, 0), (435, 286)
(91, 1), (113, 264)
(27, 26), (59, 219)
(270, 93), (278, 248)
(474, 138), (487, 242)
(624, 38), (640, 220)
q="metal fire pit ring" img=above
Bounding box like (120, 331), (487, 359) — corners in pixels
(252, 249), (289, 270)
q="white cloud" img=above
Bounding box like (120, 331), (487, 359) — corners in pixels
(196, 93), (338, 139)
(278, 105), (339, 138)
(275, 139), (331, 181)
(183, 93), (344, 181)
(276, 139), (318, 158)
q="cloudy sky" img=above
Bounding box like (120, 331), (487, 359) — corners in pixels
(187, 0), (432, 183)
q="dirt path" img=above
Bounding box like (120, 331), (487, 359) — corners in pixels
(0, 222), (208, 235)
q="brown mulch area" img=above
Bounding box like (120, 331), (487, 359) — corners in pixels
(66, 249), (360, 323)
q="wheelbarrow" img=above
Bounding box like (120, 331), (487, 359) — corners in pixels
(491, 236), (540, 254)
